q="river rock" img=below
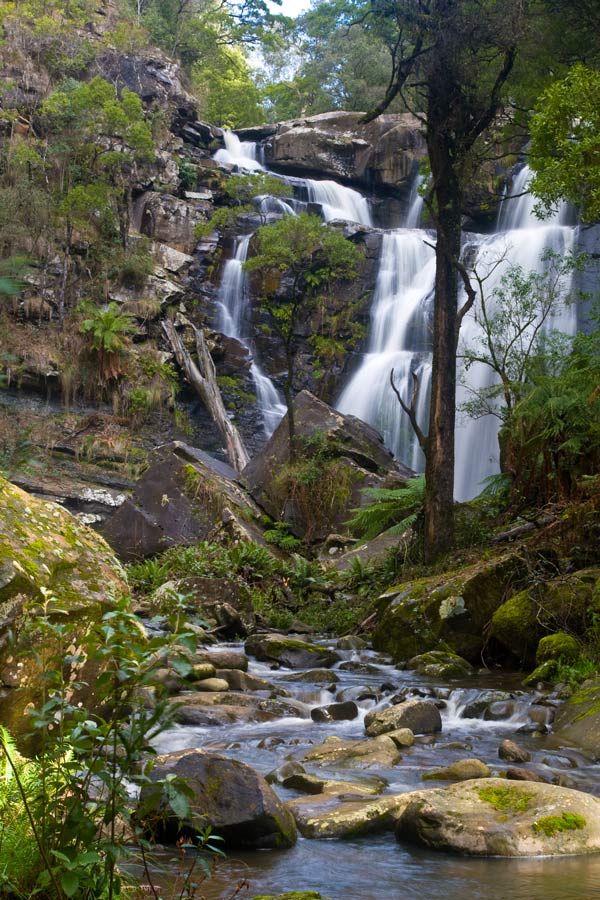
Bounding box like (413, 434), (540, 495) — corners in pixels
(288, 792), (412, 839)
(282, 773), (386, 796)
(372, 553), (528, 662)
(460, 690), (513, 719)
(395, 778), (600, 856)
(553, 678), (600, 758)
(386, 728), (415, 748)
(197, 649), (249, 671)
(244, 634), (341, 669)
(408, 650), (474, 679)
(499, 739), (532, 763)
(301, 735), (401, 769)
(310, 701), (359, 722)
(423, 758), (491, 782)
(506, 768), (548, 783)
(102, 442), (267, 561)
(279, 669), (340, 684)
(335, 685), (380, 703)
(364, 700), (442, 737)
(336, 636), (368, 651)
(194, 676), (230, 692)
(219, 669), (282, 693)
(138, 748), (297, 849)
(241, 390), (412, 541)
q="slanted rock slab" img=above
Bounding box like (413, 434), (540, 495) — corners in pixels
(245, 634), (340, 669)
(288, 792), (413, 839)
(300, 736), (401, 769)
(395, 777), (600, 856)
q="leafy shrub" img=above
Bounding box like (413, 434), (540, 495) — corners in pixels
(347, 475), (426, 540)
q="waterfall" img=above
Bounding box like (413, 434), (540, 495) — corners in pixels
(337, 165), (578, 498)
(453, 166), (577, 499)
(216, 236), (286, 437)
(213, 131), (264, 171)
(337, 229), (436, 471)
(304, 178), (373, 227)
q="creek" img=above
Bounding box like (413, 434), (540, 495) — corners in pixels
(152, 639), (600, 900)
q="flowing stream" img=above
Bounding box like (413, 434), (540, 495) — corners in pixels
(153, 639), (600, 900)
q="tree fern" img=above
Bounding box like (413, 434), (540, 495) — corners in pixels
(347, 475), (426, 540)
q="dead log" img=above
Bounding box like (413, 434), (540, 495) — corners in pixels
(162, 319), (250, 474)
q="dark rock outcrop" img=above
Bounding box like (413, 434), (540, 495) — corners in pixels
(102, 441), (266, 560)
(138, 748), (297, 849)
(364, 700), (442, 736)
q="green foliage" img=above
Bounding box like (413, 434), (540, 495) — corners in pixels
(530, 63), (600, 222)
(477, 785), (533, 814)
(264, 521), (302, 551)
(79, 302), (135, 356)
(502, 321), (600, 504)
(0, 255), (28, 298)
(347, 476), (426, 540)
(0, 591), (202, 899)
(195, 173), (293, 238)
(461, 251), (585, 423)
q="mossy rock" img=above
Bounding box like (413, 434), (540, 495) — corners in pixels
(409, 650), (474, 679)
(0, 476), (128, 738)
(372, 554), (527, 662)
(536, 632), (580, 665)
(554, 679), (600, 758)
(491, 569), (600, 666)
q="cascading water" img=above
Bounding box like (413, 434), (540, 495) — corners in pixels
(303, 178), (373, 227)
(213, 131), (264, 171)
(338, 165), (579, 497)
(453, 166), (577, 499)
(337, 229), (435, 471)
(216, 235), (286, 437)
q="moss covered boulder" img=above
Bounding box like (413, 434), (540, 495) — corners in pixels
(372, 554), (527, 662)
(490, 569), (600, 666)
(0, 476), (127, 735)
(395, 778), (600, 856)
(408, 650), (474, 679)
(138, 748), (297, 849)
(553, 679), (600, 758)
(245, 634), (341, 669)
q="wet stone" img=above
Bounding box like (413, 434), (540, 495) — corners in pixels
(499, 739), (532, 763)
(311, 701), (359, 723)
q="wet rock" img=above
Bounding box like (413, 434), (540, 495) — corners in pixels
(408, 650), (474, 679)
(190, 662), (217, 680)
(244, 634), (340, 669)
(197, 649), (249, 671)
(279, 669), (340, 684)
(310, 701), (359, 723)
(483, 700), (516, 721)
(423, 758), (491, 782)
(386, 728), (415, 748)
(335, 685), (380, 704)
(288, 792), (413, 839)
(338, 661), (379, 674)
(364, 700), (442, 737)
(553, 678), (600, 758)
(336, 635), (368, 651)
(194, 677), (230, 692)
(219, 669), (283, 693)
(102, 442), (266, 561)
(461, 691), (513, 719)
(138, 748), (297, 849)
(372, 553), (528, 663)
(301, 735), (402, 769)
(265, 761), (306, 785)
(536, 632), (580, 664)
(282, 773), (386, 796)
(499, 739), (531, 763)
(395, 777), (600, 856)
(505, 768), (548, 784)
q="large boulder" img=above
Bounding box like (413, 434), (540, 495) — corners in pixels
(364, 700), (442, 737)
(395, 778), (600, 856)
(553, 679), (600, 759)
(288, 793), (411, 839)
(490, 568), (600, 666)
(244, 634), (341, 669)
(242, 391), (412, 542)
(137, 191), (211, 252)
(372, 553), (529, 662)
(300, 735), (402, 769)
(238, 112), (426, 195)
(139, 748), (297, 849)
(102, 442), (267, 560)
(0, 476), (127, 734)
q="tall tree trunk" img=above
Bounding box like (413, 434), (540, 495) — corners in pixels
(162, 319), (250, 474)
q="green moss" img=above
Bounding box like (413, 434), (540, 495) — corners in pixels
(532, 812), (586, 837)
(490, 590), (538, 663)
(477, 785), (533, 814)
(536, 632), (580, 664)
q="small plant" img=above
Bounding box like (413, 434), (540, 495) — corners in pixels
(264, 521), (302, 551)
(532, 812), (586, 836)
(347, 475), (426, 540)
